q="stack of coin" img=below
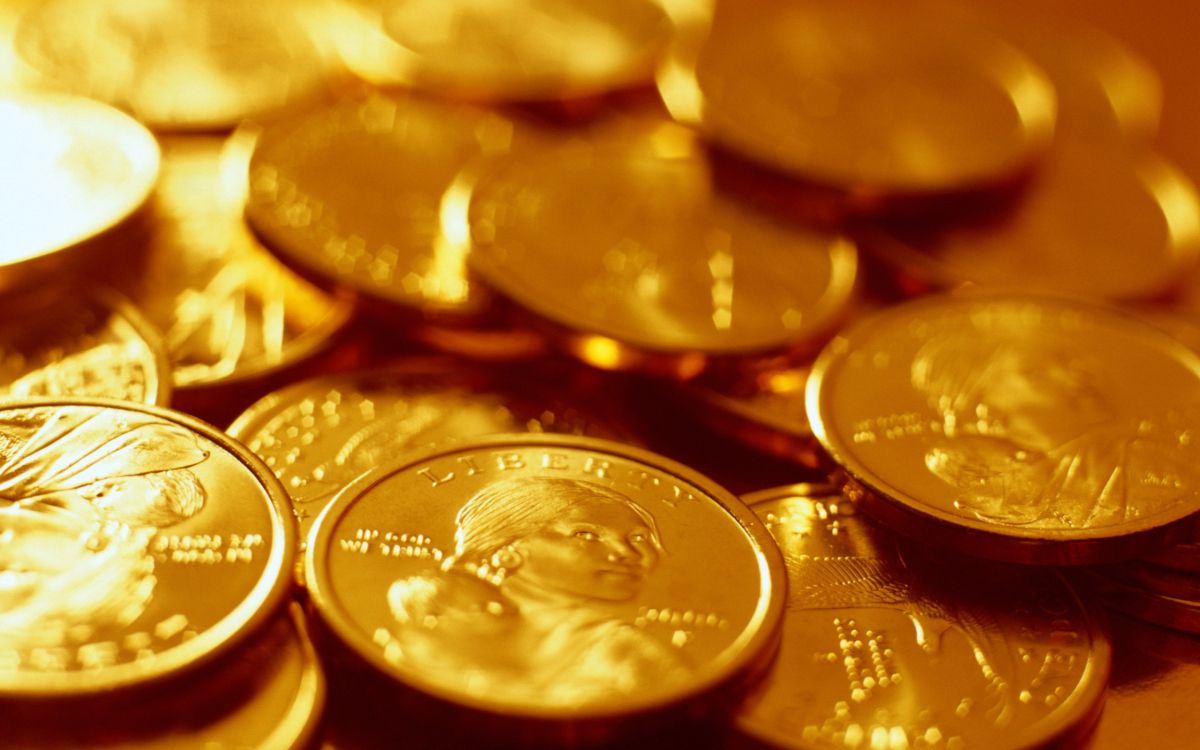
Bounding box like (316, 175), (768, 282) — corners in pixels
(3, 0), (1200, 747)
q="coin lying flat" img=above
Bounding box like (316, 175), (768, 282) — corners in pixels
(1143, 540), (1200, 574)
(466, 119), (857, 374)
(1091, 560), (1200, 600)
(130, 135), (353, 390)
(862, 141), (1200, 302)
(15, 0), (332, 131)
(808, 294), (1200, 564)
(0, 400), (294, 695)
(1081, 570), (1200, 635)
(739, 484), (1109, 750)
(228, 359), (630, 546)
(658, 1), (1055, 200)
(330, 0), (669, 102)
(246, 94), (525, 320)
(307, 435), (783, 725)
(0, 288), (169, 406)
(0, 93), (159, 292)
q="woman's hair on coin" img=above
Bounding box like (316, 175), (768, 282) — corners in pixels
(445, 476), (663, 569)
(89, 469), (207, 528)
(911, 328), (1093, 421)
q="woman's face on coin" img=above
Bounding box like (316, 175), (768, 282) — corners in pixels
(512, 499), (659, 601)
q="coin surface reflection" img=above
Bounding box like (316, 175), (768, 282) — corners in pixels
(739, 485), (1109, 749)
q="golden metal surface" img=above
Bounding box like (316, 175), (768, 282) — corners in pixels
(1092, 560), (1200, 601)
(0, 399), (294, 695)
(659, 0), (1056, 197)
(130, 136), (353, 390)
(246, 94), (521, 319)
(1144, 540), (1200, 574)
(807, 294), (1200, 564)
(465, 119), (858, 368)
(117, 606), (325, 750)
(228, 360), (629, 547)
(1082, 571), (1200, 635)
(14, 0), (333, 131)
(0, 93), (159, 291)
(740, 484), (1109, 750)
(1084, 613), (1200, 749)
(328, 0), (670, 102)
(306, 435), (784, 719)
(863, 141), (1200, 302)
(0, 288), (169, 406)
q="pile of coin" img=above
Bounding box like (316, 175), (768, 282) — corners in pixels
(2, 0), (1197, 747)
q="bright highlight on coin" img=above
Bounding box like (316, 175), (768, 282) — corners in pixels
(740, 484), (1110, 750)
(0, 400), (294, 695)
(306, 435), (784, 718)
(808, 294), (1200, 564)
(0, 93), (158, 286)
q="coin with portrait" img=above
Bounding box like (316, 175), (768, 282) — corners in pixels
(808, 294), (1200, 563)
(738, 484), (1109, 750)
(306, 435), (783, 721)
(0, 399), (293, 695)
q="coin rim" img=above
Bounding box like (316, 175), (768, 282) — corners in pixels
(0, 397), (295, 696)
(738, 482), (1113, 750)
(806, 293), (1200, 563)
(305, 433), (786, 720)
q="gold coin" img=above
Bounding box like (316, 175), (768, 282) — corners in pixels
(465, 119), (858, 373)
(0, 287), (169, 406)
(227, 359), (632, 550)
(808, 294), (1200, 564)
(0, 399), (294, 695)
(129, 135), (353, 390)
(0, 93), (159, 293)
(306, 435), (784, 724)
(246, 94), (523, 319)
(861, 142), (1200, 302)
(739, 484), (1110, 750)
(658, 1), (1055, 198)
(15, 0), (333, 131)
(328, 0), (670, 102)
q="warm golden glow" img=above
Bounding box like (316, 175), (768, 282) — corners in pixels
(0, 95), (158, 267)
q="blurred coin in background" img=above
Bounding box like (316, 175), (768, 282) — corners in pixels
(659, 0), (1056, 206)
(465, 118), (858, 377)
(15, 0), (336, 131)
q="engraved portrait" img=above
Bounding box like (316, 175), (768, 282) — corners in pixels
(383, 476), (690, 704)
(0, 408), (207, 652)
(910, 328), (1196, 527)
